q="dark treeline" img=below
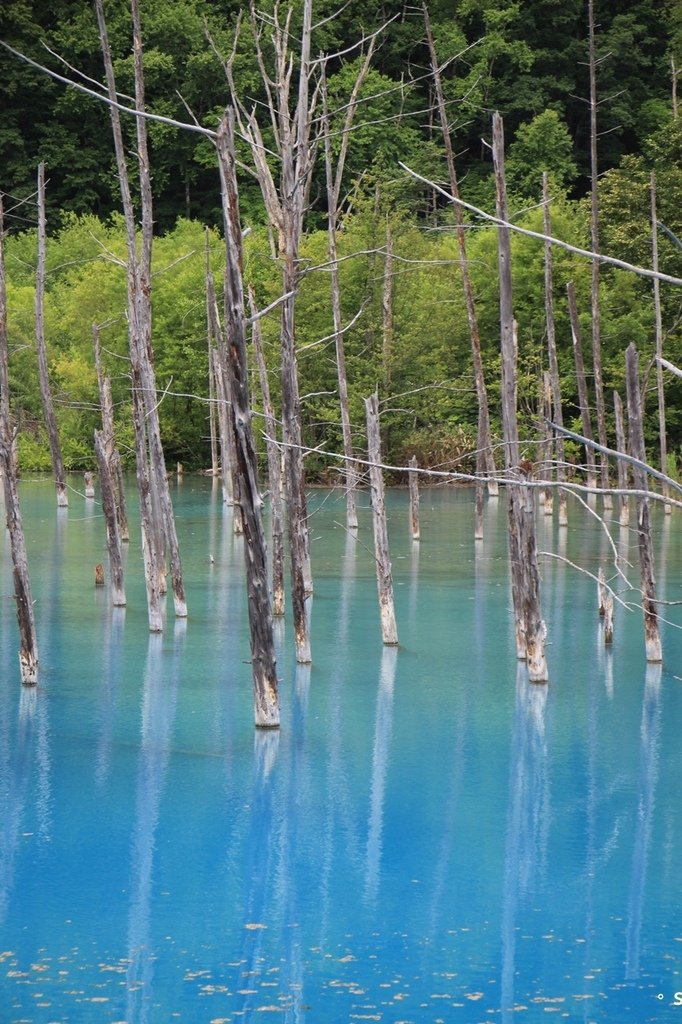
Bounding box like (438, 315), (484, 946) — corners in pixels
(1, 0), (682, 475)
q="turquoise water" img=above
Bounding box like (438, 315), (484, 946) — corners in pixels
(1, 478), (681, 1023)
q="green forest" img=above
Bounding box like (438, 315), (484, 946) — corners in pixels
(2, 0), (682, 476)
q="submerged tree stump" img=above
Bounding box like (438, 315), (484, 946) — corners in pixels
(408, 456), (420, 542)
(365, 393), (398, 646)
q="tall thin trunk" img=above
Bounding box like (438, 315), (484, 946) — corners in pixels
(208, 270), (243, 530)
(216, 111), (280, 726)
(650, 172), (670, 512)
(567, 281), (598, 489)
(94, 428), (126, 607)
(423, 4), (498, 496)
(0, 195), (38, 684)
(543, 173), (567, 526)
(408, 455), (420, 542)
(588, 0), (611, 506)
(250, 285), (285, 617)
(613, 390), (629, 527)
(493, 112), (547, 683)
(625, 345), (662, 663)
(365, 393), (398, 646)
(93, 324), (128, 542)
(35, 163), (68, 507)
(95, 0), (185, 624)
(205, 228), (219, 477)
(382, 219), (393, 392)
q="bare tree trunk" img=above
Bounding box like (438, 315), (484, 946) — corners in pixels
(408, 455), (420, 541)
(541, 372), (553, 514)
(613, 390), (630, 527)
(625, 344), (662, 662)
(35, 163), (68, 507)
(94, 428), (126, 606)
(424, 4), (497, 496)
(95, 0), (183, 627)
(0, 196), (38, 684)
(543, 173), (567, 526)
(216, 111), (280, 725)
(93, 323), (129, 542)
(207, 270), (243, 530)
(211, 347), (234, 504)
(365, 393), (398, 646)
(567, 281), (598, 490)
(205, 228), (219, 478)
(493, 112), (547, 682)
(588, 0), (611, 508)
(650, 172), (670, 512)
(673, 55), (679, 122)
(250, 285), (285, 617)
(382, 219), (393, 392)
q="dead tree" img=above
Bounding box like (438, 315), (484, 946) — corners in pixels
(223, 1), (315, 658)
(493, 112), (547, 682)
(319, 49), (376, 531)
(249, 285), (285, 616)
(543, 173), (567, 525)
(625, 344), (662, 663)
(35, 163), (68, 507)
(216, 109), (282, 720)
(93, 428), (126, 607)
(382, 218), (394, 391)
(613, 390), (630, 526)
(95, 0), (186, 626)
(587, 0), (611, 506)
(567, 281), (598, 490)
(424, 5), (498, 497)
(93, 324), (129, 542)
(205, 228), (220, 478)
(650, 172), (670, 512)
(408, 455), (420, 542)
(0, 194), (38, 684)
(365, 393), (398, 646)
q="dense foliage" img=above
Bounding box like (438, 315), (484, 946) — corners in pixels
(1, 0), (682, 475)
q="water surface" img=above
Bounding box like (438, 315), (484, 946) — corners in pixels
(1, 479), (681, 1022)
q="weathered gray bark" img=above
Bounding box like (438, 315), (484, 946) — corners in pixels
(541, 372), (554, 515)
(93, 323), (129, 542)
(249, 285), (285, 617)
(542, 173), (567, 526)
(566, 281), (598, 490)
(94, 428), (126, 606)
(216, 110), (281, 724)
(603, 592), (614, 645)
(320, 57), (374, 531)
(408, 455), (420, 541)
(365, 393), (398, 646)
(424, 4), (498, 496)
(237, 0), (315, 624)
(95, 0), (185, 623)
(613, 390), (630, 527)
(0, 196), (38, 684)
(493, 112), (547, 682)
(625, 344), (662, 663)
(35, 163), (68, 507)
(382, 219), (393, 392)
(650, 172), (670, 512)
(84, 471), (95, 498)
(588, 0), (611, 506)
(205, 228), (219, 478)
(207, 270), (243, 531)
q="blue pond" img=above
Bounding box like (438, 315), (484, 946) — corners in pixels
(1, 478), (681, 1023)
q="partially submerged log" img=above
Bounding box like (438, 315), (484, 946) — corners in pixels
(365, 393), (398, 646)
(625, 344), (662, 663)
